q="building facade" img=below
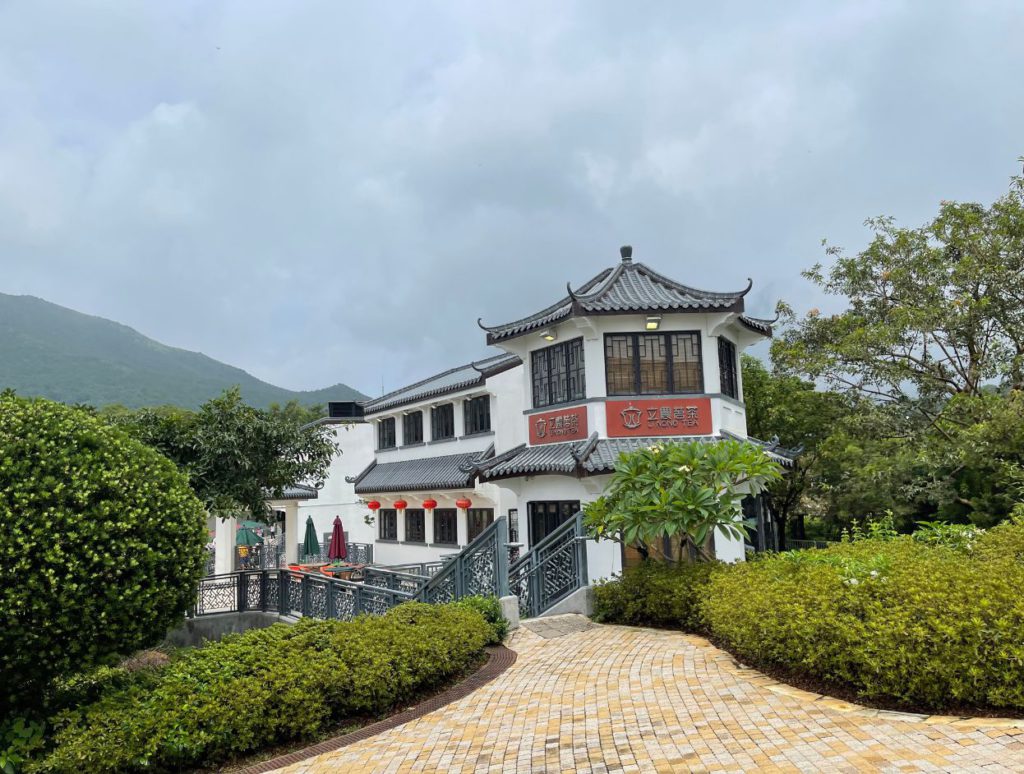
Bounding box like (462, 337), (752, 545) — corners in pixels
(259, 245), (791, 580)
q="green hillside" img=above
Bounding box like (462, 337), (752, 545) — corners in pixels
(0, 292), (367, 409)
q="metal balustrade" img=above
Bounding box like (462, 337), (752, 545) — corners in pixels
(418, 517), (510, 605)
(507, 512), (588, 619)
(378, 561), (447, 577)
(294, 542), (374, 565)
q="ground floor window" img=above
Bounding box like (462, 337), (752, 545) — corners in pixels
(404, 508), (425, 543)
(467, 508), (494, 542)
(527, 500), (580, 545)
(434, 508), (457, 545)
(378, 509), (397, 541)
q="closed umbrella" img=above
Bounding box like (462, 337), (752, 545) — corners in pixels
(328, 516), (348, 561)
(302, 516), (320, 560)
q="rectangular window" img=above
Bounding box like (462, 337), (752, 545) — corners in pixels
(433, 508), (457, 545)
(378, 509), (397, 541)
(527, 501), (580, 545)
(431, 404), (454, 440)
(604, 332), (703, 395)
(718, 337), (739, 399)
(404, 509), (425, 543)
(377, 417), (396, 450)
(463, 396), (491, 435)
(402, 411), (423, 445)
(467, 508), (494, 543)
(531, 338), (586, 408)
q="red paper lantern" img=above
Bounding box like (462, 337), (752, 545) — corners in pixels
(366, 500), (381, 511)
(422, 498), (438, 510)
(394, 499), (408, 510)
(455, 497), (472, 509)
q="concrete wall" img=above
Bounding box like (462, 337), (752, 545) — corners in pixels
(165, 611), (289, 648)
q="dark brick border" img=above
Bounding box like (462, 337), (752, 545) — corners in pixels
(233, 645), (517, 773)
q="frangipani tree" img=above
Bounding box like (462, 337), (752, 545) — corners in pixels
(583, 439), (783, 562)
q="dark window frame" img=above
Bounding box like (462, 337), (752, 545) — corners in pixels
(404, 508), (426, 543)
(467, 508), (494, 543)
(531, 338), (586, 408)
(377, 417), (397, 450)
(402, 411), (423, 445)
(431, 403), (455, 440)
(463, 395), (492, 435)
(718, 337), (739, 400)
(378, 509), (397, 541)
(603, 332), (704, 396)
(527, 501), (580, 545)
(433, 508), (458, 545)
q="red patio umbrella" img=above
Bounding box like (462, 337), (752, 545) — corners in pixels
(327, 516), (348, 561)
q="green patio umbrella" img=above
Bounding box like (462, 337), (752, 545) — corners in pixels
(301, 515), (320, 559)
(235, 525), (264, 546)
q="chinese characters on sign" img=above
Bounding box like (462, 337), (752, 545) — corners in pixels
(528, 405), (589, 445)
(605, 398), (712, 437)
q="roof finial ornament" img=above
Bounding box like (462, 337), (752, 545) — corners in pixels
(739, 277), (753, 297)
(620, 244), (633, 263)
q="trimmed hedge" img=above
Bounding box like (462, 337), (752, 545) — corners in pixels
(593, 561), (715, 631)
(0, 394), (207, 714)
(596, 519), (1024, 712)
(30, 603), (492, 773)
(453, 595), (509, 644)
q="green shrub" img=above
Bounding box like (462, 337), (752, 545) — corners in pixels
(30, 603), (492, 773)
(592, 561), (716, 631)
(0, 394), (207, 714)
(1, 718), (45, 774)
(453, 596), (509, 644)
(913, 520), (985, 552)
(702, 537), (1024, 711)
(972, 508), (1024, 563)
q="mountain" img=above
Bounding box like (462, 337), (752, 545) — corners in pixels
(0, 292), (367, 409)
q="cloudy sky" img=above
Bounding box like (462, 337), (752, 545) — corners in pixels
(2, 1), (1022, 397)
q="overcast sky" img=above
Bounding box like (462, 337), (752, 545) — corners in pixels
(2, 1), (1022, 397)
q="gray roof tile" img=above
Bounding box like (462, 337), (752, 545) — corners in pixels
(353, 450), (488, 494)
(362, 353), (520, 415)
(479, 254), (756, 343)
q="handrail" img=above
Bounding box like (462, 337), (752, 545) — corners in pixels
(419, 516), (510, 604)
(508, 512), (587, 619)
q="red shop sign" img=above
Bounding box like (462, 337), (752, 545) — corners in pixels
(605, 398), (712, 437)
(529, 405), (589, 445)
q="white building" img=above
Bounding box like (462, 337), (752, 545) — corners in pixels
(290, 245), (792, 581)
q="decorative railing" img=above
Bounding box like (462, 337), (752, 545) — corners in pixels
(360, 566), (430, 595)
(192, 568), (414, 621)
(235, 541), (285, 571)
(295, 542), (374, 565)
(507, 512), (588, 619)
(378, 561), (447, 577)
(418, 517), (510, 605)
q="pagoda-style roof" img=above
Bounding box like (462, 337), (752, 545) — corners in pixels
(478, 246), (765, 344)
(347, 447), (495, 494)
(361, 352), (521, 415)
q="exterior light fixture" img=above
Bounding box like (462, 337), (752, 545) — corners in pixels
(539, 329), (557, 342)
(645, 315), (662, 331)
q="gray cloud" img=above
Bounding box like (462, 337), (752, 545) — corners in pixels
(1, 0), (1022, 397)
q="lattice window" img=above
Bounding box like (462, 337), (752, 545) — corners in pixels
(434, 508), (457, 545)
(431, 404), (454, 440)
(718, 337), (739, 399)
(467, 508), (494, 543)
(379, 509), (397, 540)
(531, 338), (586, 408)
(405, 509), (425, 543)
(605, 332), (703, 395)
(402, 411), (423, 445)
(377, 418), (396, 449)
(463, 396), (491, 435)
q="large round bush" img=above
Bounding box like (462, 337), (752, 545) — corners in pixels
(0, 394), (207, 712)
(702, 536), (1024, 711)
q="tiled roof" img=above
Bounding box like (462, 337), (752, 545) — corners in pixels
(478, 248), (756, 343)
(738, 314), (775, 337)
(353, 450), (491, 494)
(479, 433), (798, 480)
(268, 484), (320, 501)
(361, 353), (521, 415)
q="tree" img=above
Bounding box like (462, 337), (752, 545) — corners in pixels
(583, 439), (783, 561)
(773, 170), (1024, 432)
(741, 355), (850, 544)
(103, 388), (339, 520)
(0, 393), (207, 713)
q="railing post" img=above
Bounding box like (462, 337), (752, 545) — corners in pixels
(302, 574), (310, 616)
(278, 571), (287, 615)
(496, 516), (510, 597)
(576, 513), (589, 586)
(354, 584), (363, 616)
(237, 572), (247, 612)
(327, 578), (337, 619)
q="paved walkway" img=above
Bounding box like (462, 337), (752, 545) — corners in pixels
(274, 616), (1024, 773)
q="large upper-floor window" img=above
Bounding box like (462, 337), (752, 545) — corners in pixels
(531, 338), (586, 408)
(718, 337), (739, 400)
(377, 417), (396, 450)
(463, 395), (491, 435)
(378, 509), (397, 540)
(402, 411), (423, 445)
(404, 508), (425, 543)
(431, 403), (454, 440)
(433, 508), (457, 545)
(604, 332), (703, 396)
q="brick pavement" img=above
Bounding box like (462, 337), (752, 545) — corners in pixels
(272, 616), (1024, 773)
